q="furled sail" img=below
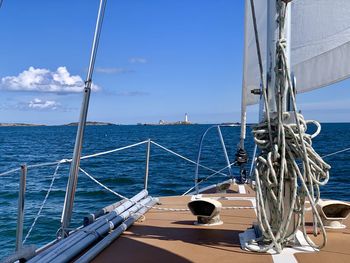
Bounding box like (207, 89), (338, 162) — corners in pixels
(243, 0), (350, 106)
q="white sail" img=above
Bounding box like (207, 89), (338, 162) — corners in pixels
(243, 0), (350, 106)
(242, 0), (267, 106)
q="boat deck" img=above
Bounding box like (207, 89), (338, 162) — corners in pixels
(91, 184), (350, 263)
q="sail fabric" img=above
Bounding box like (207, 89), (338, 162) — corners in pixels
(243, 0), (350, 106)
(242, 0), (267, 106)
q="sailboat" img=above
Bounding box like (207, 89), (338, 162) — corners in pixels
(2, 0), (350, 262)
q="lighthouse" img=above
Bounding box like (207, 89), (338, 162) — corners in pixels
(185, 113), (189, 123)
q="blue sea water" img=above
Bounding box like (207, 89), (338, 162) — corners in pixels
(0, 123), (349, 258)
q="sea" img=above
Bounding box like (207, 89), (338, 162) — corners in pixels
(0, 123), (349, 258)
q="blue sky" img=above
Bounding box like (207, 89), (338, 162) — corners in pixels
(0, 0), (349, 125)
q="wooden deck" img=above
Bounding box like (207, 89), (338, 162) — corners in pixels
(91, 184), (350, 263)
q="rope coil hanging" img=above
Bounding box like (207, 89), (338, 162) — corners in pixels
(248, 0), (330, 253)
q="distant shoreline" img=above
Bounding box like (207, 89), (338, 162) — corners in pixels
(0, 123), (45, 127)
(0, 121), (116, 127)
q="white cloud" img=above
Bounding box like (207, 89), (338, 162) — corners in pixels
(28, 98), (60, 110)
(95, 67), (133, 74)
(129, 57), (147, 64)
(1, 66), (100, 93)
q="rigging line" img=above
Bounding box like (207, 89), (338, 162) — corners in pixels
(150, 141), (229, 178)
(248, 144), (257, 179)
(321, 146), (350, 159)
(80, 167), (183, 211)
(249, 0), (273, 143)
(0, 141), (148, 177)
(0, 167), (20, 177)
(250, 0), (265, 89)
(27, 160), (66, 169)
(80, 140), (149, 160)
(182, 161), (236, 196)
(0, 160), (65, 177)
(152, 205), (256, 212)
(0, 159), (71, 177)
(23, 162), (62, 244)
(79, 167), (130, 201)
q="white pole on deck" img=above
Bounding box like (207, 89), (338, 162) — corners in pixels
(60, 0), (107, 238)
(239, 0), (249, 150)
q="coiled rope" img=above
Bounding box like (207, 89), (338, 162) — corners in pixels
(248, 0), (330, 253)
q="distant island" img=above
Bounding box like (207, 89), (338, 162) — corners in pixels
(139, 113), (194, 126)
(0, 121), (116, 127)
(64, 121), (116, 126)
(0, 123), (45, 127)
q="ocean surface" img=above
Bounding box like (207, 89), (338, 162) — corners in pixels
(0, 123), (349, 258)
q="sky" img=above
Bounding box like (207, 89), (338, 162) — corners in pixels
(0, 0), (349, 125)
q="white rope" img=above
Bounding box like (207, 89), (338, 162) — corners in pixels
(79, 167), (130, 201)
(27, 161), (66, 169)
(23, 161), (64, 244)
(248, 0), (329, 253)
(80, 140), (149, 160)
(151, 207), (190, 212)
(151, 206), (256, 212)
(321, 147), (350, 159)
(221, 206), (255, 210)
(79, 167), (181, 211)
(0, 141), (147, 177)
(0, 161), (65, 177)
(0, 167), (21, 177)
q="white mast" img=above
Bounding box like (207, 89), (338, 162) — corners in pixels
(266, 0), (291, 113)
(241, 0), (343, 253)
(265, 0), (294, 238)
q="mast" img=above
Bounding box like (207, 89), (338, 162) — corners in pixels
(266, 0), (291, 113)
(60, 0), (107, 238)
(243, 0), (332, 252)
(265, 0), (294, 237)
